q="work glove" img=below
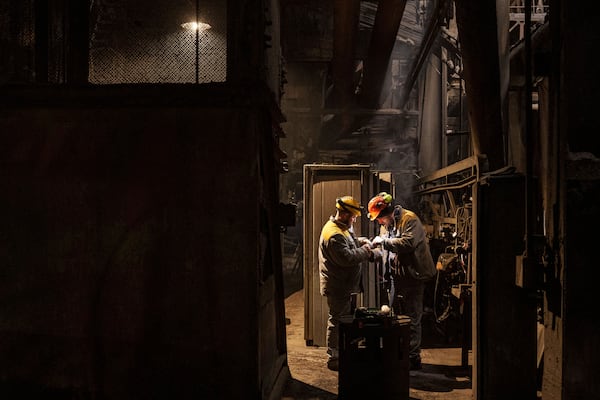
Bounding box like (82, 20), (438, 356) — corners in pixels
(371, 236), (384, 247)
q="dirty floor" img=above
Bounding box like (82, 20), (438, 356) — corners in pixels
(281, 287), (473, 400)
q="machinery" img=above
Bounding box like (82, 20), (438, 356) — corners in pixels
(422, 189), (473, 348)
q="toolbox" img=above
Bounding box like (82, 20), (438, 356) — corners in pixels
(338, 308), (411, 399)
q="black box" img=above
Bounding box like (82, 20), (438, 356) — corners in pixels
(338, 313), (410, 399)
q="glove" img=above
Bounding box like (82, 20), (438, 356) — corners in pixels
(371, 236), (384, 247)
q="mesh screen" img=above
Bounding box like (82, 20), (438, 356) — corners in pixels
(0, 0), (227, 84)
(89, 0), (227, 84)
(0, 0), (35, 83)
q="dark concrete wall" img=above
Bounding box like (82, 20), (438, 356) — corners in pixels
(0, 87), (285, 398)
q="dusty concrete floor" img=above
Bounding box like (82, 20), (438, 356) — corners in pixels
(280, 265), (473, 400)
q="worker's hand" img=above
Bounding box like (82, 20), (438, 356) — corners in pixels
(369, 248), (383, 262)
(357, 236), (372, 247)
(371, 236), (384, 247)
(360, 243), (373, 259)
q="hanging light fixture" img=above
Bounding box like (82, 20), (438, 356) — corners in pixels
(182, 1), (212, 84)
(180, 21), (212, 31)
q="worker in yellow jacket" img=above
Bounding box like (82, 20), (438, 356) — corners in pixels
(318, 196), (382, 371)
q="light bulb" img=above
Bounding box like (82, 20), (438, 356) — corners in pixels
(181, 21), (212, 32)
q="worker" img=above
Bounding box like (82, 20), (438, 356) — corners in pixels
(368, 192), (437, 370)
(318, 195), (382, 371)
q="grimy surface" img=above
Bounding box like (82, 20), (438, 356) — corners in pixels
(282, 288), (473, 400)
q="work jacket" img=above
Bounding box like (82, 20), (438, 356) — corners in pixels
(318, 217), (370, 296)
(379, 206), (436, 283)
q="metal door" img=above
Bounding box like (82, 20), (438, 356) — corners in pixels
(303, 164), (374, 346)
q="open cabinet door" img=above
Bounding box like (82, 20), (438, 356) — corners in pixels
(303, 164), (372, 346)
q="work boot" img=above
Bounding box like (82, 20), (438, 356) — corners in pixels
(327, 357), (339, 371)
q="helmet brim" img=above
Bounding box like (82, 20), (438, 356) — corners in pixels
(368, 205), (392, 221)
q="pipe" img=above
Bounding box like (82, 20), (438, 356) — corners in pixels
(397, 0), (443, 111)
(525, 0), (534, 258)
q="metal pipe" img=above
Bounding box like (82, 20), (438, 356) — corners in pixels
(397, 0), (443, 111)
(195, 0), (199, 84)
(525, 0), (533, 257)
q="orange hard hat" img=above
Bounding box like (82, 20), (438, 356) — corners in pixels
(367, 192), (393, 221)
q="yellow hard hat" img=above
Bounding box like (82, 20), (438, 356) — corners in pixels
(336, 196), (362, 216)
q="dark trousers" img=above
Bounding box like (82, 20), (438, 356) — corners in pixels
(394, 279), (425, 361)
(326, 293), (352, 358)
